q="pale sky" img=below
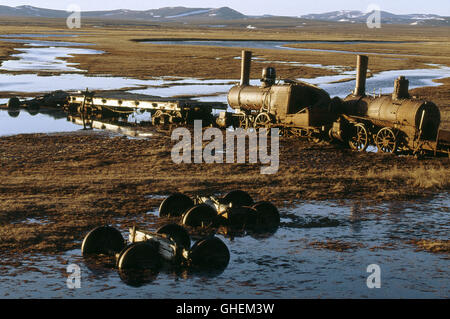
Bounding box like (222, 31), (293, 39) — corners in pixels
(1, 0), (449, 16)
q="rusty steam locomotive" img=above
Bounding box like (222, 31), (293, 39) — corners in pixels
(220, 50), (449, 156)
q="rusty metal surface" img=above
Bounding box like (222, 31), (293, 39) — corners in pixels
(343, 95), (441, 140)
(240, 50), (252, 86)
(68, 90), (227, 110)
(392, 76), (410, 100)
(437, 128), (450, 145)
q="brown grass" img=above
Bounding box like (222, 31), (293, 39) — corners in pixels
(366, 164), (450, 189)
(0, 131), (448, 255)
(410, 239), (450, 254)
(308, 240), (365, 252)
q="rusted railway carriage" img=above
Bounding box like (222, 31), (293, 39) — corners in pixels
(224, 50), (449, 156)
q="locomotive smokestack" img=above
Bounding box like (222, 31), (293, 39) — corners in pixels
(240, 50), (252, 86)
(354, 55), (369, 96)
(392, 76), (410, 100)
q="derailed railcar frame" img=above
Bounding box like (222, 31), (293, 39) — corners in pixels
(66, 90), (227, 126)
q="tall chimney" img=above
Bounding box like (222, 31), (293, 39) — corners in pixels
(240, 50), (252, 86)
(392, 76), (410, 100)
(354, 55), (369, 96)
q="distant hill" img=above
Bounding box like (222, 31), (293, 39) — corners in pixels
(0, 5), (448, 26)
(0, 5), (246, 21)
(300, 10), (450, 26)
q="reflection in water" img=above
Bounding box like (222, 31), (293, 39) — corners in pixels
(83, 247), (228, 287)
(349, 204), (364, 234)
(118, 269), (159, 287)
(26, 105), (40, 116)
(0, 108), (78, 136)
(7, 109), (20, 118)
(218, 225), (279, 240)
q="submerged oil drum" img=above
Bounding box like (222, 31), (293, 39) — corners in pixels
(182, 204), (218, 227)
(116, 241), (161, 271)
(159, 193), (194, 217)
(188, 236), (230, 270)
(81, 226), (126, 256)
(221, 190), (254, 208)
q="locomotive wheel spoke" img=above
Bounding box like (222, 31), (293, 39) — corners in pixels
(349, 123), (368, 152)
(254, 113), (271, 129)
(376, 127), (397, 153)
(236, 113), (248, 129)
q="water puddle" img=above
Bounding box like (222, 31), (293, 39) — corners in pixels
(0, 47), (104, 72)
(0, 109), (79, 136)
(298, 64), (450, 98)
(145, 194), (169, 200)
(143, 39), (422, 56)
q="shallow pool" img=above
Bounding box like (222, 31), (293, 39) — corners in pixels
(143, 39), (421, 57)
(0, 109), (80, 136)
(0, 46), (104, 72)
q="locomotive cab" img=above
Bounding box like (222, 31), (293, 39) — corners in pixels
(276, 81), (333, 127)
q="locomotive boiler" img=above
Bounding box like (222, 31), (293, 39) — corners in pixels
(226, 51), (337, 140)
(225, 50), (449, 156)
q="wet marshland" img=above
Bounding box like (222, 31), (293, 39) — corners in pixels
(0, 34), (448, 298)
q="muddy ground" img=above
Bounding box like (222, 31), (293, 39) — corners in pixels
(0, 130), (448, 256)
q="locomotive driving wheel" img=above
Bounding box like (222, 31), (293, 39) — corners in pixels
(253, 112), (271, 129)
(375, 127), (398, 153)
(236, 112), (248, 129)
(151, 110), (163, 125)
(348, 123), (369, 152)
